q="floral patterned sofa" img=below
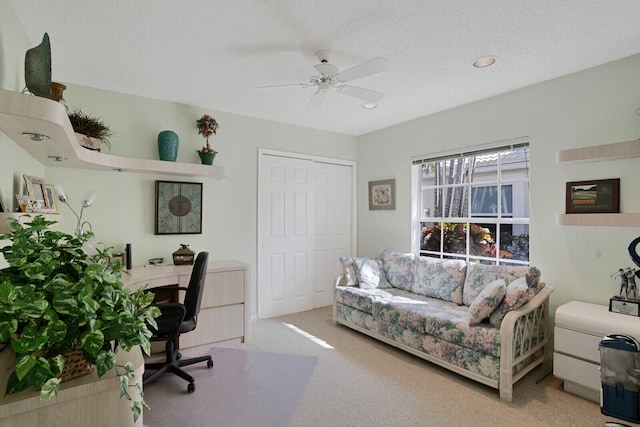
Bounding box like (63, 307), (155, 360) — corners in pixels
(333, 249), (553, 401)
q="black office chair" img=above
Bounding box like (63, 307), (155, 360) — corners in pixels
(143, 251), (213, 392)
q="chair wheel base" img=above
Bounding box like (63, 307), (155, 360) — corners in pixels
(188, 382), (195, 393)
(207, 359), (214, 368)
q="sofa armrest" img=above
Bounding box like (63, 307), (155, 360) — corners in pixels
(498, 283), (553, 401)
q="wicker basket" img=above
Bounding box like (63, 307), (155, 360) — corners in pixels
(58, 345), (95, 382)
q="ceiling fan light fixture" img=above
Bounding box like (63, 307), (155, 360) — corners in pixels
(472, 56), (497, 68)
(362, 102), (377, 109)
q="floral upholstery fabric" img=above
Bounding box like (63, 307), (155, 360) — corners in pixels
(412, 256), (466, 304)
(489, 277), (533, 327)
(335, 286), (399, 314)
(468, 279), (506, 325)
(462, 263), (540, 306)
(354, 258), (391, 289)
(378, 249), (416, 291)
(339, 257), (359, 286)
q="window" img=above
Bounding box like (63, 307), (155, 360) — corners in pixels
(411, 140), (530, 265)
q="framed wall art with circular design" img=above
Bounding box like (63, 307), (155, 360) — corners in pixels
(155, 180), (203, 235)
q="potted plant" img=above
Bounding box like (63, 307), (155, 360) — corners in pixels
(68, 109), (113, 151)
(195, 114), (219, 165)
(0, 215), (159, 422)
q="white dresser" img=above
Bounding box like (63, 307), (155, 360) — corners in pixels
(554, 300), (640, 402)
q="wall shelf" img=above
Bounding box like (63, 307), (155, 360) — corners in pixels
(557, 138), (640, 163)
(0, 89), (225, 177)
(556, 213), (640, 227)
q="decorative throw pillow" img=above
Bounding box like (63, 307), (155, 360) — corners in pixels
(489, 277), (532, 327)
(468, 279), (506, 326)
(339, 257), (359, 286)
(412, 256), (466, 305)
(462, 263), (534, 306)
(354, 258), (391, 289)
(378, 249), (416, 290)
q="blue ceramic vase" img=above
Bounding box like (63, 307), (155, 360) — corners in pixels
(158, 130), (179, 162)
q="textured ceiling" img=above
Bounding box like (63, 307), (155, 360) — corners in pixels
(10, 0), (640, 136)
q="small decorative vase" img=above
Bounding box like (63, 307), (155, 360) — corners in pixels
(158, 130), (179, 162)
(199, 151), (216, 165)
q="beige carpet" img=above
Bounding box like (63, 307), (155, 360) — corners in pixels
(147, 306), (619, 426)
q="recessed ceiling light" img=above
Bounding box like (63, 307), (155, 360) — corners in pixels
(362, 102), (377, 109)
(22, 132), (50, 142)
(472, 56), (497, 68)
(47, 156), (67, 161)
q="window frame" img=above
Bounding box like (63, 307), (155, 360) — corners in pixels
(410, 138), (530, 265)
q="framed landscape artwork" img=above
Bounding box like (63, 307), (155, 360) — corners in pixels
(155, 180), (203, 234)
(368, 178), (396, 211)
(566, 178), (620, 214)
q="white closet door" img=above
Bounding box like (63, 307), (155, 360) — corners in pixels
(258, 154), (314, 318)
(313, 162), (352, 308)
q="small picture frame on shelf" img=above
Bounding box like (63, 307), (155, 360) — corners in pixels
(0, 188), (8, 212)
(23, 174), (46, 204)
(566, 178), (620, 214)
(42, 184), (58, 214)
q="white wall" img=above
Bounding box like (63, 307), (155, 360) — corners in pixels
(0, 1), (357, 317)
(357, 53), (640, 316)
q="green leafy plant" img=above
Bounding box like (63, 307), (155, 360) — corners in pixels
(0, 215), (159, 422)
(68, 109), (113, 150)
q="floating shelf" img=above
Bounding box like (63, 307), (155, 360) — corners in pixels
(557, 139), (640, 163)
(556, 213), (640, 227)
(0, 89), (225, 177)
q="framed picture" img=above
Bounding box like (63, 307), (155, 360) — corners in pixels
(0, 188), (8, 212)
(23, 174), (46, 204)
(155, 180), (203, 235)
(368, 178), (396, 211)
(566, 178), (620, 214)
(43, 184), (59, 214)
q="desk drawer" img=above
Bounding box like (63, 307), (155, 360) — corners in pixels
(554, 327), (601, 363)
(179, 304), (245, 348)
(202, 270), (245, 306)
(553, 352), (601, 391)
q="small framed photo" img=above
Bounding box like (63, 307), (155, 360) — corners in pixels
(566, 178), (620, 214)
(155, 180), (203, 235)
(43, 184), (59, 214)
(23, 174), (46, 204)
(0, 188), (8, 212)
(368, 178), (396, 211)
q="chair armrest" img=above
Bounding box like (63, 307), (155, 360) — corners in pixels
(147, 285), (188, 293)
(150, 303), (186, 338)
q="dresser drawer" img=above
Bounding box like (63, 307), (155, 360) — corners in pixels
(179, 304), (245, 348)
(553, 352), (601, 391)
(554, 327), (602, 363)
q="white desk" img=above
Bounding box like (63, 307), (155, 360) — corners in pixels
(122, 259), (251, 351)
(554, 300), (640, 402)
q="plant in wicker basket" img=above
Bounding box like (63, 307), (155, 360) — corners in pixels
(0, 215), (159, 422)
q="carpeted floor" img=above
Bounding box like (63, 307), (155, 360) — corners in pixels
(143, 347), (318, 427)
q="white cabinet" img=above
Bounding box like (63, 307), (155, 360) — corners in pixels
(554, 300), (640, 402)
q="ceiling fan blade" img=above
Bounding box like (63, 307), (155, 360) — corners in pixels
(254, 83), (309, 90)
(336, 57), (388, 82)
(306, 89), (327, 111)
(336, 85), (384, 102)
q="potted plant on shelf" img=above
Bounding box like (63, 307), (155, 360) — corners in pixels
(196, 114), (219, 165)
(68, 109), (113, 151)
(0, 215), (159, 422)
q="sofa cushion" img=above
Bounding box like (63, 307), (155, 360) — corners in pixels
(378, 249), (416, 291)
(468, 279), (506, 325)
(488, 277), (539, 327)
(334, 286), (393, 314)
(339, 257), (359, 286)
(354, 258), (391, 289)
(462, 263), (541, 306)
(372, 288), (459, 334)
(412, 256), (466, 305)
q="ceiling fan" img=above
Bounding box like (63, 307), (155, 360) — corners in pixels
(255, 50), (388, 110)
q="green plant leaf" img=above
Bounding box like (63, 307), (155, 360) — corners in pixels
(119, 372), (129, 397)
(130, 400), (142, 422)
(95, 351), (115, 377)
(40, 377), (61, 400)
(80, 330), (104, 358)
(0, 318), (18, 342)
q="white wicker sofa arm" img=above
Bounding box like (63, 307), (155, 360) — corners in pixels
(498, 284), (553, 401)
